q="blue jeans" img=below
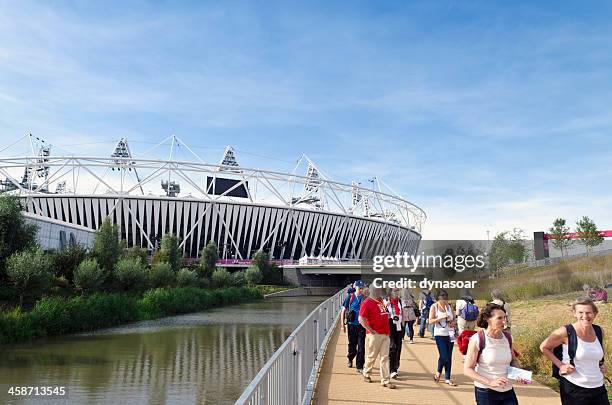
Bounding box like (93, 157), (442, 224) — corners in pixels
(418, 307), (429, 337)
(475, 387), (519, 405)
(434, 335), (453, 380)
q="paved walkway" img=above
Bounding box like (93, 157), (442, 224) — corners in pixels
(312, 324), (560, 405)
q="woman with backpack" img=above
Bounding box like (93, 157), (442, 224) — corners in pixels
(456, 290), (479, 334)
(401, 289), (418, 344)
(463, 303), (526, 405)
(429, 289), (458, 386)
(539, 297), (609, 405)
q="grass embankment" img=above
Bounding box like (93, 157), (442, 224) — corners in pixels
(510, 290), (612, 400)
(0, 286), (262, 345)
(475, 254), (612, 301)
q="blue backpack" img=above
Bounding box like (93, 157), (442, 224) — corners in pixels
(460, 301), (479, 321)
(424, 293), (434, 309)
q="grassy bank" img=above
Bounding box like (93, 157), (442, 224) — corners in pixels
(510, 290), (612, 399)
(0, 286), (262, 345)
(474, 254), (612, 301)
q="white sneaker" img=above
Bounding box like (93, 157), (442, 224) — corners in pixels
(390, 371), (398, 379)
(409, 339), (414, 344)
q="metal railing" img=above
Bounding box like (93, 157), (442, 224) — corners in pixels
(235, 288), (347, 405)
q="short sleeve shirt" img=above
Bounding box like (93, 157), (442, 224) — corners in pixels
(359, 297), (390, 335)
(343, 293), (364, 326)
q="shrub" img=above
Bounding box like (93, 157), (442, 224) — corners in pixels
(160, 234), (181, 271)
(199, 241), (218, 279)
(0, 288), (262, 344)
(114, 257), (148, 292)
(176, 268), (199, 287)
(6, 248), (51, 308)
(123, 246), (148, 264)
(92, 218), (120, 274)
(74, 258), (105, 294)
(245, 266), (263, 286)
(150, 262), (176, 288)
(49, 244), (87, 281)
(0, 195), (37, 273)
(211, 267), (233, 288)
(232, 271), (246, 287)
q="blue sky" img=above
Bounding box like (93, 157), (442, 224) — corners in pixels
(1, 1), (611, 239)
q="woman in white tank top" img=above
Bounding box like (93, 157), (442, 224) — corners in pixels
(540, 298), (609, 405)
(464, 303), (527, 405)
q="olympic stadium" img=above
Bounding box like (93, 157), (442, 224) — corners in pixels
(0, 135), (426, 264)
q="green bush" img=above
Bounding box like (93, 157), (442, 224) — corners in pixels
(114, 258), (148, 292)
(74, 259), (105, 294)
(150, 262), (176, 288)
(137, 287), (262, 319)
(49, 244), (87, 281)
(92, 218), (120, 274)
(0, 287), (262, 344)
(176, 268), (199, 287)
(232, 271), (246, 287)
(6, 248), (52, 308)
(245, 266), (262, 285)
(211, 267), (233, 288)
(123, 246), (148, 264)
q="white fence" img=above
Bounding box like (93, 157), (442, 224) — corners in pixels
(235, 288), (347, 405)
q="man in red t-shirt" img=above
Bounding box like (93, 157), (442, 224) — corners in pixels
(359, 286), (395, 389)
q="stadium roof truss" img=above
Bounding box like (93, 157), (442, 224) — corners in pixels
(0, 135), (426, 259)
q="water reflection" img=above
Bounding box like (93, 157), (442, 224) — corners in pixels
(0, 296), (325, 405)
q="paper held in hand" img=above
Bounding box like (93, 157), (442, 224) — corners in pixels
(507, 366), (532, 382)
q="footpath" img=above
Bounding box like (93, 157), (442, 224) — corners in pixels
(312, 324), (560, 405)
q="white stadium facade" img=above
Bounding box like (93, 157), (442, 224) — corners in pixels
(0, 135), (426, 264)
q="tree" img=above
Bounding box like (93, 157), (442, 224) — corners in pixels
(575, 216), (603, 255)
(49, 244), (87, 281)
(73, 258), (105, 295)
(487, 230), (527, 277)
(199, 240), (218, 279)
(159, 234), (181, 272)
(507, 228), (527, 263)
(6, 248), (51, 308)
(549, 218), (572, 257)
(92, 218), (120, 276)
(0, 195), (37, 277)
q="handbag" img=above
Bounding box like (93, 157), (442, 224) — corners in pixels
(413, 306), (421, 318)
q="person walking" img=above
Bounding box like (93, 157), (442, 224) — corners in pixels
(359, 286), (395, 389)
(456, 290), (479, 334)
(342, 280), (366, 373)
(540, 297), (609, 405)
(418, 288), (434, 338)
(464, 303), (526, 405)
(429, 289), (457, 386)
(491, 289), (511, 332)
(402, 289), (418, 344)
(386, 288), (405, 379)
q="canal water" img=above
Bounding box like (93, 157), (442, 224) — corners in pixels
(0, 296), (326, 405)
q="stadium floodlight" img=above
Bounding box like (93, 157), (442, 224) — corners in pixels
(161, 179), (181, 197)
(219, 146), (242, 173)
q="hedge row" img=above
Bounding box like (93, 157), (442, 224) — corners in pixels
(0, 287), (262, 345)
